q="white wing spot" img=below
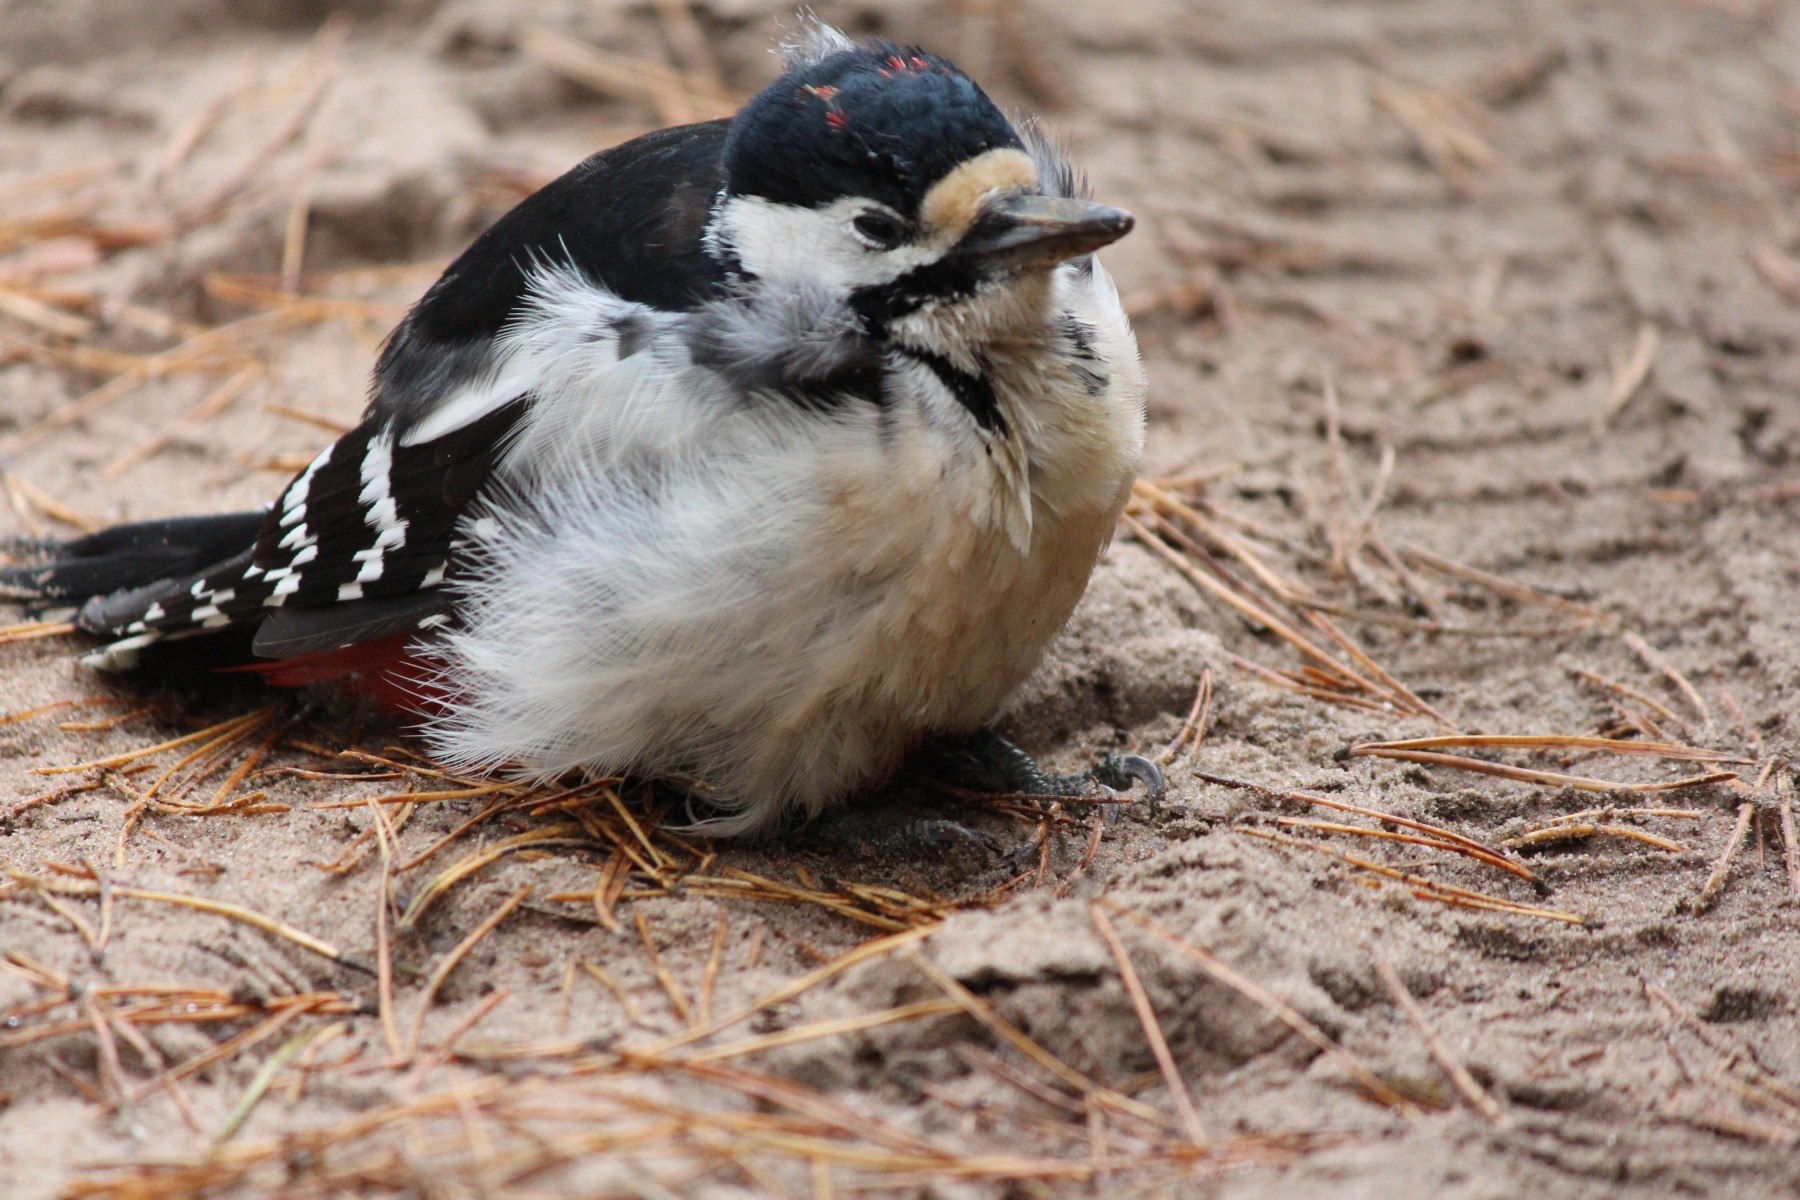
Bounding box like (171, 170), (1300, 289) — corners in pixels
(82, 633), (159, 673)
(280, 444), (333, 524)
(348, 432), (409, 586)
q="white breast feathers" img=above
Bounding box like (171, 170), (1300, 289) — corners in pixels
(418, 261), (1145, 835)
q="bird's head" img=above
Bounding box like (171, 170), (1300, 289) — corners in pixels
(707, 37), (1133, 357)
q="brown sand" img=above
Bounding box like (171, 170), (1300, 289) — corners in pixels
(4, 1), (1800, 1197)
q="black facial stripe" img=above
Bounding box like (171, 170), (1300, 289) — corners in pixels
(849, 254), (984, 331)
(906, 348), (1004, 434)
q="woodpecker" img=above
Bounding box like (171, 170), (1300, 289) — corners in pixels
(2, 22), (1157, 835)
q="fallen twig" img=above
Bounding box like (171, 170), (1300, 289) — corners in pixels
(1104, 902), (1420, 1113)
(1691, 802), (1755, 914)
(1090, 904), (1208, 1145)
(1373, 956), (1507, 1125)
(407, 885), (532, 1056)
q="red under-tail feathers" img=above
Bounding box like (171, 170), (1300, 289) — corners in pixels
(223, 634), (451, 714)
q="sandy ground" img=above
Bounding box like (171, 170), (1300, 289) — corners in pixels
(4, 0), (1800, 1196)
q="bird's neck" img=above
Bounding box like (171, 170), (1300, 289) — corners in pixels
(880, 272), (1057, 374)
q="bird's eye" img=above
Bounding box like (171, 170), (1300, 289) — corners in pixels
(852, 209), (907, 250)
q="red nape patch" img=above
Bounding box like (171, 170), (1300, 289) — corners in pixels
(223, 635), (452, 715)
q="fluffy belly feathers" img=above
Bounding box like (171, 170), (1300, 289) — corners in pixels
(426, 285), (1144, 833)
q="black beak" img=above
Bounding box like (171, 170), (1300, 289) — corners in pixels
(956, 194), (1135, 271)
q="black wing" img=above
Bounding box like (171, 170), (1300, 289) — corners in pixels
(12, 121), (733, 664)
(0, 512), (267, 606)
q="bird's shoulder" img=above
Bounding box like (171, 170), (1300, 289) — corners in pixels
(373, 118), (734, 434)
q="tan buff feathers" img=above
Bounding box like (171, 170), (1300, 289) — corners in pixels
(919, 148), (1038, 241)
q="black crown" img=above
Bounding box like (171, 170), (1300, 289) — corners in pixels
(724, 43), (1024, 216)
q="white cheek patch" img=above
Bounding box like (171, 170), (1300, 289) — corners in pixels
(715, 195), (939, 292)
(716, 147), (1042, 295)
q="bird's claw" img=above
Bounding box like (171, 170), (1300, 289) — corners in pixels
(910, 730), (1165, 816)
(904, 818), (1001, 854)
(1089, 753), (1164, 810)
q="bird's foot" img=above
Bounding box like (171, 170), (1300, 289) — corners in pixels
(793, 732), (1162, 871)
(913, 727), (1164, 810)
